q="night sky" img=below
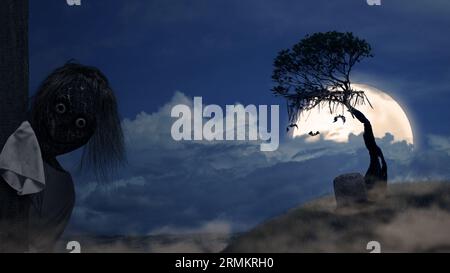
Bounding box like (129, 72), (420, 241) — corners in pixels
(29, 0), (450, 235)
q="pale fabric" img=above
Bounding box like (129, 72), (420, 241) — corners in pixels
(0, 121), (46, 195)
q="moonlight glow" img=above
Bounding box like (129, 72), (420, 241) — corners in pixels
(291, 84), (414, 145)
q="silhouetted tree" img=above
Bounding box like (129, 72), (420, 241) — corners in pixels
(272, 31), (387, 199)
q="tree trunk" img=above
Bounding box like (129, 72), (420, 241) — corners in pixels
(0, 0), (29, 252)
(0, 0), (29, 148)
(348, 106), (388, 200)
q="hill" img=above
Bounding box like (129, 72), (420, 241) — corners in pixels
(224, 182), (450, 253)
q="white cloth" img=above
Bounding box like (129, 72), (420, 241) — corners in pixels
(0, 121), (46, 195)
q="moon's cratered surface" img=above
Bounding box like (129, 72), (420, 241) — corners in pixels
(291, 84), (414, 145)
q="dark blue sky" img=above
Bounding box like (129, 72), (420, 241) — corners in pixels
(29, 1), (450, 235)
(30, 0), (450, 142)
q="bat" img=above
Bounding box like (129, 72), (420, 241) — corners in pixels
(333, 115), (346, 124)
(286, 123), (298, 132)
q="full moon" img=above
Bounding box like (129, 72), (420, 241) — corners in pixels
(291, 84), (414, 145)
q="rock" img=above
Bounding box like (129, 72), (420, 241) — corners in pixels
(334, 173), (368, 208)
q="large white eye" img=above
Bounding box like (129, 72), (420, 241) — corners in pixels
(75, 118), (86, 128)
(55, 103), (66, 114)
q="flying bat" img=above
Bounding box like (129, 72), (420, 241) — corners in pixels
(333, 115), (346, 124)
(308, 131), (320, 136)
(286, 123), (298, 132)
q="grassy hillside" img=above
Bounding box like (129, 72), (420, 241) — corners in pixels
(224, 182), (450, 253)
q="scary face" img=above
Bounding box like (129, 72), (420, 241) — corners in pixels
(38, 83), (97, 157)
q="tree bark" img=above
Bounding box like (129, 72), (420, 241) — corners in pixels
(0, 0), (29, 252)
(0, 0), (29, 148)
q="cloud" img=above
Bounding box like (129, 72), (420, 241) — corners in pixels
(58, 219), (232, 253)
(65, 92), (450, 237)
(428, 135), (450, 156)
(150, 219), (232, 236)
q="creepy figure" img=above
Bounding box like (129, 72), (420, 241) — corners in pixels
(0, 62), (125, 252)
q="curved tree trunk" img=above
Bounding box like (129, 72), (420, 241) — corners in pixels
(348, 106), (387, 200)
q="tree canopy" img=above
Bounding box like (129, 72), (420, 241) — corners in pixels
(272, 31), (373, 123)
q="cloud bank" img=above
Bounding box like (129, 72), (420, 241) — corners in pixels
(63, 92), (450, 236)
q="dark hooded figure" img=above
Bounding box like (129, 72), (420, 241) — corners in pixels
(0, 62), (125, 252)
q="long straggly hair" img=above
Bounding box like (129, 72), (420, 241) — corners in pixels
(29, 61), (126, 182)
